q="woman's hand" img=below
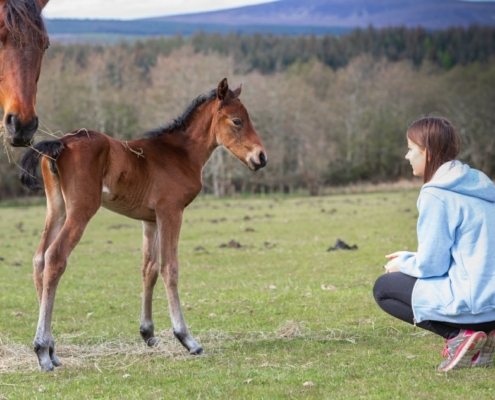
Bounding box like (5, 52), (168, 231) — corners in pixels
(383, 252), (408, 273)
(384, 259), (400, 273)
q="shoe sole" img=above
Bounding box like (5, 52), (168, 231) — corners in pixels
(472, 331), (495, 368)
(438, 332), (487, 372)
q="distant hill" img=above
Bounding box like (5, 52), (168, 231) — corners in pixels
(153, 0), (495, 29)
(46, 0), (495, 40)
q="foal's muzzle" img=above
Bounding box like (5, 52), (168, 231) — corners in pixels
(250, 151), (267, 171)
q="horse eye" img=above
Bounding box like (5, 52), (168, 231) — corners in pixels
(45, 41), (50, 51)
(232, 119), (242, 127)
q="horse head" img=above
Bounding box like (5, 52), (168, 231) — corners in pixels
(0, 0), (49, 147)
(213, 78), (267, 171)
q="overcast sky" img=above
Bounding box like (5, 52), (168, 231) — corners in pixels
(43, 0), (277, 20)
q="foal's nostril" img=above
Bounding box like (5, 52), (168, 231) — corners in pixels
(259, 151), (267, 167)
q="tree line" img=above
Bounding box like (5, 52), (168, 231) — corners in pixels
(47, 26), (495, 77)
(191, 25), (495, 73)
(1, 26), (495, 199)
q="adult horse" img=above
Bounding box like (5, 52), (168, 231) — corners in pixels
(20, 78), (267, 372)
(0, 0), (50, 147)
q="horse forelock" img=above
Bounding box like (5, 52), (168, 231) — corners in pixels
(144, 88), (218, 139)
(4, 0), (49, 49)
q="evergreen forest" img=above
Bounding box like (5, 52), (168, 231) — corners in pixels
(2, 26), (495, 198)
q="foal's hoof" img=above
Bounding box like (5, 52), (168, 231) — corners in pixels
(35, 345), (56, 372)
(51, 356), (62, 367)
(146, 337), (159, 347)
(190, 346), (204, 355)
(38, 360), (55, 372)
(50, 349), (62, 367)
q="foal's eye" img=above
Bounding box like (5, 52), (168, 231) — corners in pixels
(232, 119), (242, 127)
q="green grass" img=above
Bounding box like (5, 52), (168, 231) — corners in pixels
(1, 191), (495, 399)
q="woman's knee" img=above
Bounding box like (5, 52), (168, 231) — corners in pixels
(373, 273), (390, 302)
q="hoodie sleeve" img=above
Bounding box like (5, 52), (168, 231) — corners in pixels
(398, 190), (454, 278)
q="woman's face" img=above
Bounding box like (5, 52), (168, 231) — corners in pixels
(405, 139), (426, 177)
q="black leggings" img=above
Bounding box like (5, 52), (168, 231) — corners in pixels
(373, 272), (495, 339)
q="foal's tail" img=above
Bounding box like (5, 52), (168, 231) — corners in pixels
(19, 140), (65, 192)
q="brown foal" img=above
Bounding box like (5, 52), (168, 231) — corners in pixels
(0, 0), (50, 147)
(20, 78), (267, 371)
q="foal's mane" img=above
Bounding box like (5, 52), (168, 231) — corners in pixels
(144, 89), (218, 139)
(4, 0), (49, 48)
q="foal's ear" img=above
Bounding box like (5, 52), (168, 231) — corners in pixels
(232, 84), (242, 98)
(217, 78), (229, 101)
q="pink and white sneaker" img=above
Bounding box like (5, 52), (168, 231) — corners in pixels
(438, 330), (487, 372)
(471, 330), (495, 368)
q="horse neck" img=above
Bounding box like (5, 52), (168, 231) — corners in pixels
(154, 101), (220, 171)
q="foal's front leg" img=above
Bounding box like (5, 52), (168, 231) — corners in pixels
(140, 221), (160, 346)
(158, 207), (203, 355)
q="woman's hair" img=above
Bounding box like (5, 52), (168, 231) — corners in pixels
(407, 116), (461, 183)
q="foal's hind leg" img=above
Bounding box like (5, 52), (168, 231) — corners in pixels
(34, 210), (97, 372)
(34, 158), (101, 371)
(158, 206), (203, 355)
(139, 221), (160, 346)
(32, 161), (67, 368)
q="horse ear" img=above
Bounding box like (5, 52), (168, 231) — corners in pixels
(232, 84), (242, 98)
(217, 78), (229, 101)
(36, 0), (50, 9)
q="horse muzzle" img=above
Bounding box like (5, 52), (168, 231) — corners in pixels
(249, 151), (267, 171)
(5, 113), (38, 147)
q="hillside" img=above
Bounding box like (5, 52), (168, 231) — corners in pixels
(45, 0), (495, 39)
(154, 0), (495, 29)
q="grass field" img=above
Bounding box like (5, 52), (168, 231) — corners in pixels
(1, 191), (495, 399)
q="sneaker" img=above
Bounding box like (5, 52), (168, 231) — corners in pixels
(471, 330), (495, 368)
(438, 330), (487, 372)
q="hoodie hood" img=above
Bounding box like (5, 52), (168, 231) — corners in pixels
(423, 160), (495, 203)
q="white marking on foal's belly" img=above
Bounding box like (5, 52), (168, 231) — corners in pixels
(102, 185), (110, 194)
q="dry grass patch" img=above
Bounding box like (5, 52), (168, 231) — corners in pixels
(0, 327), (367, 373)
(276, 320), (309, 338)
(0, 331), (186, 374)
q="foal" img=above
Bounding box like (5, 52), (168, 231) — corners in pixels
(20, 78), (267, 371)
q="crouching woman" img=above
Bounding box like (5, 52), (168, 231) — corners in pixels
(373, 116), (495, 372)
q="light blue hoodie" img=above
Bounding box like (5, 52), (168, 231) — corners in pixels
(398, 160), (495, 324)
